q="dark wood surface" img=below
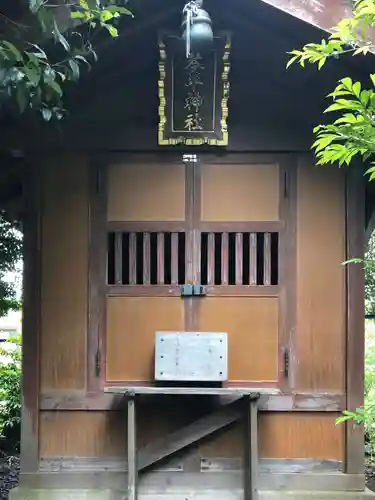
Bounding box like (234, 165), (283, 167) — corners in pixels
(20, 158), (41, 473)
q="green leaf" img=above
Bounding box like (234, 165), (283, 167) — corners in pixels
(43, 66), (56, 84)
(68, 59), (80, 81)
(324, 102), (349, 112)
(318, 58), (326, 70)
(341, 77), (353, 90)
(352, 81), (361, 97)
(106, 5), (134, 16)
(286, 56), (298, 69)
(41, 108), (52, 121)
(100, 10), (115, 22)
(103, 23), (118, 37)
(46, 79), (63, 97)
(24, 65), (41, 86)
(27, 44), (47, 60)
(71, 11), (87, 19)
(53, 19), (70, 52)
(74, 55), (91, 69)
(2, 42), (23, 62)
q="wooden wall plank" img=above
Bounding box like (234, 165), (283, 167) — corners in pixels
(199, 413), (344, 460)
(107, 162), (185, 222)
(201, 163), (279, 222)
(39, 411), (126, 457)
(296, 159), (346, 391)
(40, 156), (88, 390)
(106, 297), (184, 382)
(39, 406), (199, 458)
(200, 297), (279, 382)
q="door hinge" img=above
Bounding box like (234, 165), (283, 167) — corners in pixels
(95, 349), (101, 377)
(284, 348), (290, 378)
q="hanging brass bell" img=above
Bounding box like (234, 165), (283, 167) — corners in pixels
(181, 1), (213, 55)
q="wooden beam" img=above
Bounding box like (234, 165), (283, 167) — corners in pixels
(259, 0), (351, 33)
(345, 166), (365, 475)
(20, 157), (41, 473)
(18, 469), (365, 492)
(87, 158), (107, 392)
(39, 390), (346, 411)
(244, 397), (259, 500)
(278, 156), (297, 392)
(137, 400), (244, 471)
(127, 398), (137, 500)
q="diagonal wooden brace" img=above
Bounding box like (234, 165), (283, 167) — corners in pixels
(137, 397), (244, 471)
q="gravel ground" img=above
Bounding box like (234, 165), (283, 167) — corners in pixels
(0, 454), (19, 500)
(366, 459), (375, 493)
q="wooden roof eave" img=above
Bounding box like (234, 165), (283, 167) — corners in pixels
(258, 0), (352, 34)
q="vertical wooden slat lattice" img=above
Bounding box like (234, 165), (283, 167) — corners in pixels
(249, 232), (257, 286)
(235, 233), (243, 285)
(264, 232), (272, 286)
(221, 232), (229, 285)
(157, 233), (165, 285)
(171, 233), (179, 285)
(143, 233), (151, 285)
(129, 233), (137, 285)
(207, 232), (215, 286)
(114, 232), (123, 285)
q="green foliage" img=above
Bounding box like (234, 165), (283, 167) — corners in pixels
(365, 237), (375, 316)
(0, 216), (22, 317)
(336, 323), (375, 453)
(0, 334), (21, 451)
(0, 0), (133, 121)
(337, 246), (375, 450)
(287, 0), (375, 178)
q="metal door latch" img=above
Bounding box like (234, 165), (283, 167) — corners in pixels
(181, 284), (206, 297)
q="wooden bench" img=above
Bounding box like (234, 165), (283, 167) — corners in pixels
(105, 386), (281, 500)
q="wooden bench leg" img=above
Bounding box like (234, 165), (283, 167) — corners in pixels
(128, 396), (137, 500)
(244, 397), (259, 500)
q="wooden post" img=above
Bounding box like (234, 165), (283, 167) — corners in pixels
(128, 397), (138, 500)
(21, 160), (41, 473)
(345, 166), (365, 475)
(244, 397), (259, 500)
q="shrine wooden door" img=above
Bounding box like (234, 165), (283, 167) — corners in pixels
(105, 153), (290, 388)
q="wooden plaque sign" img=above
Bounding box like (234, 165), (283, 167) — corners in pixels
(158, 32), (231, 146)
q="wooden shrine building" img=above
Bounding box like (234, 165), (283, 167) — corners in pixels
(3, 0), (375, 499)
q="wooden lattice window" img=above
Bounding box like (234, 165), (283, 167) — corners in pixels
(200, 232), (278, 286)
(107, 230), (278, 287)
(107, 231), (186, 285)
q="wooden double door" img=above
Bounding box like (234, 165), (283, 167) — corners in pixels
(105, 154), (289, 388)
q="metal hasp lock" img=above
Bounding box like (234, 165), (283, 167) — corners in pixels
(193, 283), (206, 296)
(181, 284), (194, 297)
(180, 284), (206, 297)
